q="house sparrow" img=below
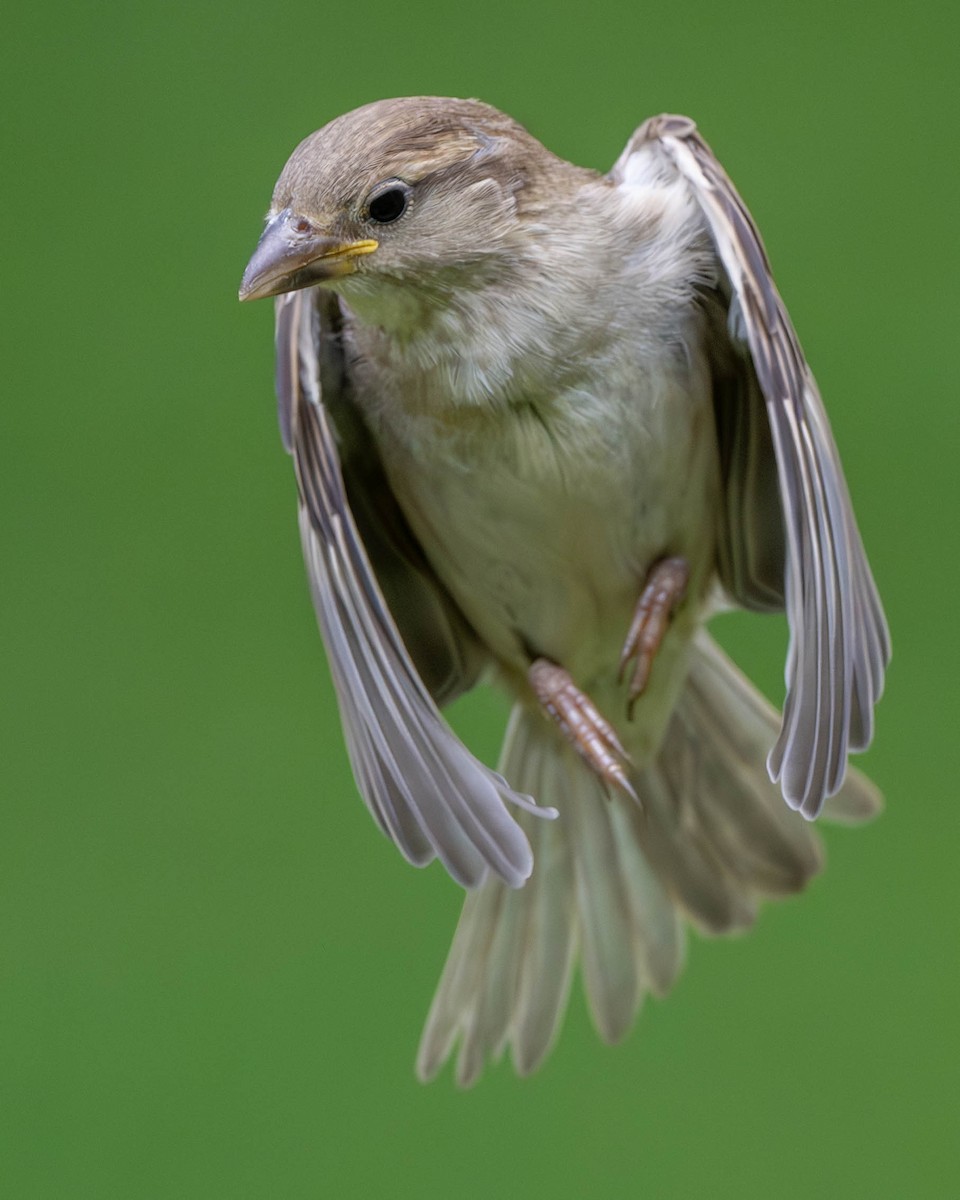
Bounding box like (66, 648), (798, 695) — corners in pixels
(239, 97), (889, 1086)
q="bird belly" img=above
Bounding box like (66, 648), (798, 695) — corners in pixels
(370, 363), (721, 749)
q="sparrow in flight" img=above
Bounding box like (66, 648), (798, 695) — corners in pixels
(240, 97), (889, 1085)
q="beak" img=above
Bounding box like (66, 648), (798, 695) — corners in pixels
(238, 208), (378, 301)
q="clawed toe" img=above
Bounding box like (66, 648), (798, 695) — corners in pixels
(528, 658), (636, 799)
(618, 556), (689, 719)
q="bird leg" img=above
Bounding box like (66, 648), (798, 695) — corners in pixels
(528, 658), (636, 799)
(618, 556), (689, 719)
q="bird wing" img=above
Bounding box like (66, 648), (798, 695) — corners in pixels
(613, 115), (890, 818)
(274, 287), (555, 888)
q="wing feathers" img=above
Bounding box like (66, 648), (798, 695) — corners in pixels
(618, 117), (889, 817)
(277, 290), (555, 888)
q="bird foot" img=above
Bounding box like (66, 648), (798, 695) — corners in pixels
(528, 658), (636, 799)
(618, 556), (689, 719)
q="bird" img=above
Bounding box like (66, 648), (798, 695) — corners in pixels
(239, 96), (889, 1086)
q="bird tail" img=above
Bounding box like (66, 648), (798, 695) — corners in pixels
(416, 631), (881, 1087)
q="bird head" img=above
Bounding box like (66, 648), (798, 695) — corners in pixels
(239, 97), (570, 307)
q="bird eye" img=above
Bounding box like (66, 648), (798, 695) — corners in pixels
(367, 185), (409, 224)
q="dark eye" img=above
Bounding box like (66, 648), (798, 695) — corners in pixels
(367, 185), (409, 224)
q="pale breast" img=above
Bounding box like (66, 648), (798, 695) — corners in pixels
(365, 345), (720, 692)
(341, 177), (721, 695)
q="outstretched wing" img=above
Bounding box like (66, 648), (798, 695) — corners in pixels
(274, 287), (555, 887)
(613, 115), (889, 818)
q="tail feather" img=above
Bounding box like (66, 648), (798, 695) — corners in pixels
(566, 758), (642, 1043)
(414, 881), (502, 1084)
(672, 692), (823, 897)
(509, 776), (577, 1075)
(417, 711), (578, 1086)
(607, 799), (685, 997)
(627, 759), (759, 935)
(417, 632), (881, 1085)
(508, 724), (578, 1075)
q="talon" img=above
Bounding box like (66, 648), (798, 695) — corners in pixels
(619, 556), (689, 719)
(528, 658), (636, 799)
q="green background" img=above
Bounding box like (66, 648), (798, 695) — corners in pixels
(3, 0), (957, 1195)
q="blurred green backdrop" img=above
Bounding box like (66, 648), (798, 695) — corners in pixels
(2, 0), (957, 1196)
